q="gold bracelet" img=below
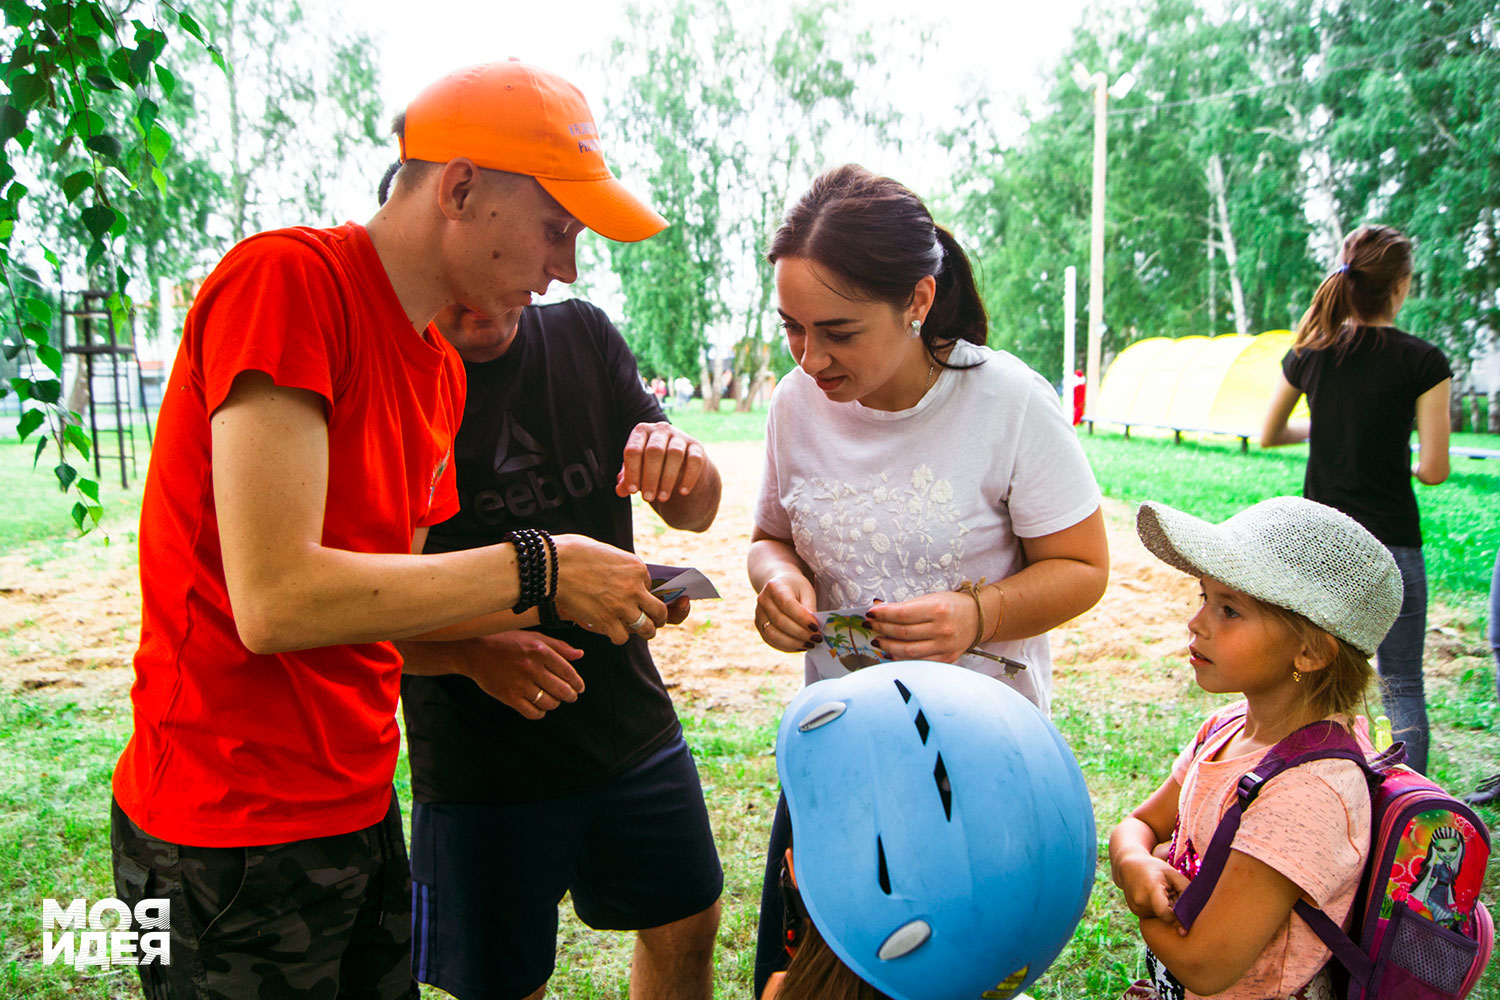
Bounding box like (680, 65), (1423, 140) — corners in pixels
(959, 578), (987, 649)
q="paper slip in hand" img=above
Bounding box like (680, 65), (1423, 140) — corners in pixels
(807, 605), (895, 679)
(646, 564), (721, 602)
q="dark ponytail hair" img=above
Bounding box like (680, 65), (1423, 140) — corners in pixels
(1294, 224), (1412, 356)
(768, 164), (987, 368)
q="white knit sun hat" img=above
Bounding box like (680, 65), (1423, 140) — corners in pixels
(1135, 496), (1402, 656)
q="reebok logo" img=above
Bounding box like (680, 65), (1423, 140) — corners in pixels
(472, 416), (611, 522)
(493, 416), (547, 475)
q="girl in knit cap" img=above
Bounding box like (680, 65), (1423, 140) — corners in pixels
(1111, 496), (1402, 1000)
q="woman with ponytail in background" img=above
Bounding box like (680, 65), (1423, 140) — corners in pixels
(747, 164), (1108, 997)
(1262, 224), (1452, 774)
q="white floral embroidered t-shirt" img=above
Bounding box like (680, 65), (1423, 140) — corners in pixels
(755, 340), (1100, 712)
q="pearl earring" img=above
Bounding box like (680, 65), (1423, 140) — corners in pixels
(910, 320), (921, 337)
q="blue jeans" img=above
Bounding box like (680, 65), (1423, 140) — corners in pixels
(1380, 545), (1429, 774)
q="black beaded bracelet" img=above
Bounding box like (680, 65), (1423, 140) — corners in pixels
(503, 528), (546, 613)
(537, 531), (560, 626)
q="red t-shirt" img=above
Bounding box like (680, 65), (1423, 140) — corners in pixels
(113, 223), (466, 846)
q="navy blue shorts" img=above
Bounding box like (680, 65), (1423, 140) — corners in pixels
(409, 735), (723, 1000)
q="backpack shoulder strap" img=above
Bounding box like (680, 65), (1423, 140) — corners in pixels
(1291, 899), (1376, 984)
(1173, 720), (1374, 930)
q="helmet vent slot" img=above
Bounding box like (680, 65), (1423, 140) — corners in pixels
(893, 679), (912, 703)
(933, 753), (953, 820)
(876, 918), (932, 960)
(797, 700), (847, 732)
(876, 835), (892, 895)
(913, 710), (930, 744)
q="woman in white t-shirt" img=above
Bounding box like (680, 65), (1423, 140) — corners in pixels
(749, 163), (1108, 709)
(747, 163), (1108, 998)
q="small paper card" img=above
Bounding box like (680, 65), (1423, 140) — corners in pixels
(807, 605), (895, 679)
(646, 564), (721, 602)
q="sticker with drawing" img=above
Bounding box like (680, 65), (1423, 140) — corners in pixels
(807, 606), (895, 678)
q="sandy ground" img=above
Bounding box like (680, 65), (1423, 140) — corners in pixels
(0, 439), (1488, 720)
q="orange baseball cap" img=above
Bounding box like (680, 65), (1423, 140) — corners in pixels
(401, 60), (667, 243)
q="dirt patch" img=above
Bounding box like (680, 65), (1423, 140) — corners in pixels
(0, 536), (139, 707)
(0, 439), (1486, 724)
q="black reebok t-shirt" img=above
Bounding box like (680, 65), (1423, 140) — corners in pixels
(1281, 327), (1451, 548)
(401, 300), (681, 804)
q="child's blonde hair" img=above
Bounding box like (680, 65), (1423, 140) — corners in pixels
(1255, 598), (1375, 719)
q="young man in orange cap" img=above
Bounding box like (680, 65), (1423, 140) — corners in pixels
(375, 74), (724, 997)
(111, 60), (672, 999)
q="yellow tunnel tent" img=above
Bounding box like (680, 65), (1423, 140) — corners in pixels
(1091, 330), (1309, 439)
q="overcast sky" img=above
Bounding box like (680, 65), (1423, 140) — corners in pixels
(334, 0), (1092, 223)
(312, 0), (1097, 341)
(360, 1), (1090, 126)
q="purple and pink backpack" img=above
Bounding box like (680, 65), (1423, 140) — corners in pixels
(1173, 709), (1493, 999)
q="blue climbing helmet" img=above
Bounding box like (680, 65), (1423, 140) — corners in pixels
(776, 661), (1095, 1000)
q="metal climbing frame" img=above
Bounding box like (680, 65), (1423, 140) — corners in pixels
(60, 288), (154, 490)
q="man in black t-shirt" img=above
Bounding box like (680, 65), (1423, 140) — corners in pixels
(396, 301), (724, 1000)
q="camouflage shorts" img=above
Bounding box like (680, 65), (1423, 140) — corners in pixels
(111, 794), (418, 1000)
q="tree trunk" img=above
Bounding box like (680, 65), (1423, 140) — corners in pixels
(1206, 204), (1216, 336)
(64, 359), (90, 421)
(699, 348), (720, 412)
(223, 0), (248, 243)
(1207, 153), (1249, 334)
(1489, 390), (1499, 434)
(736, 339), (769, 412)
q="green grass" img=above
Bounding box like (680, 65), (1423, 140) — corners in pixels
(1, 411), (1496, 998)
(10, 675), (1492, 999)
(0, 427), (149, 551)
(0, 698), (137, 999)
(668, 400), (769, 443)
(1078, 429), (1500, 617)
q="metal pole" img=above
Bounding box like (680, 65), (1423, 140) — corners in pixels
(1062, 265), (1077, 405)
(1085, 72), (1107, 420)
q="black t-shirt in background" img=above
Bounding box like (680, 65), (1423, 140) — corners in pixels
(1281, 327), (1451, 548)
(402, 300), (681, 804)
